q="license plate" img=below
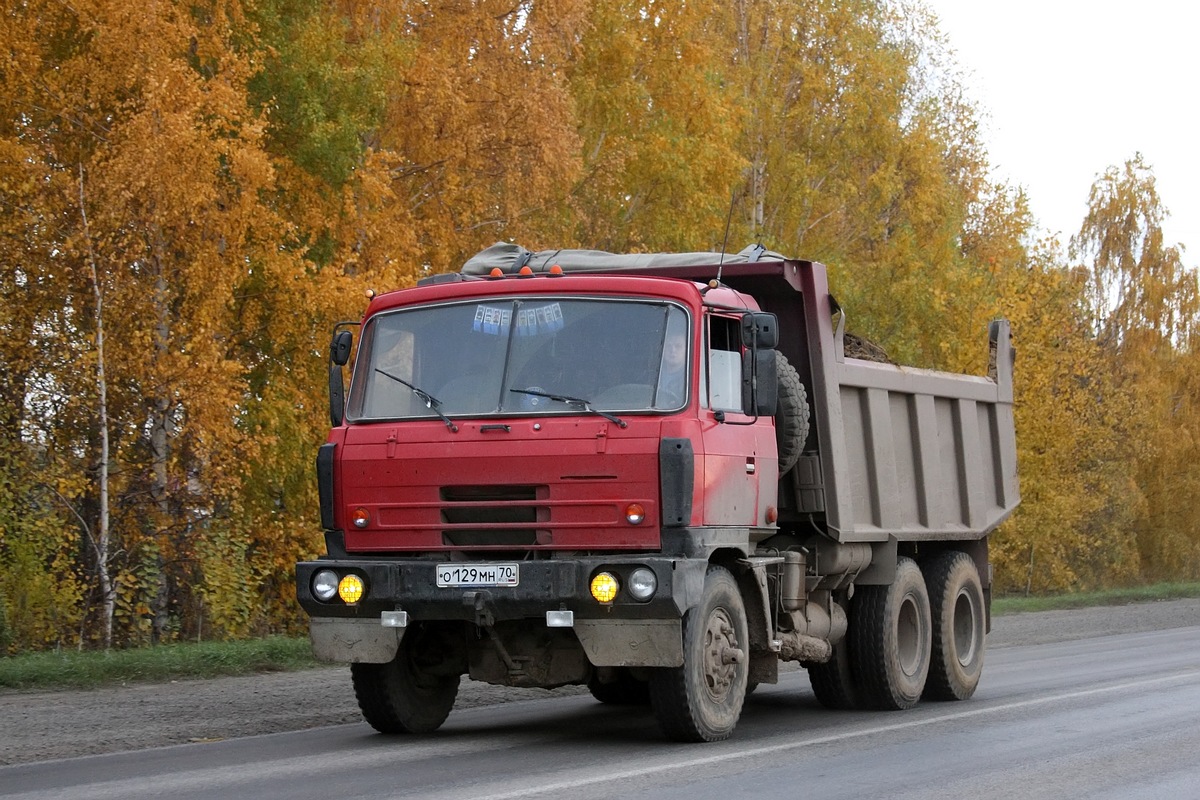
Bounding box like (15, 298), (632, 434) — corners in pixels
(436, 563), (519, 588)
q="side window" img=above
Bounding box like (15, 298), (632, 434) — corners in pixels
(706, 315), (743, 413)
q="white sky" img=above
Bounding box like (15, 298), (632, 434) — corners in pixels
(923, 1), (1199, 261)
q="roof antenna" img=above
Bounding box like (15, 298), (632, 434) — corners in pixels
(705, 191), (737, 295)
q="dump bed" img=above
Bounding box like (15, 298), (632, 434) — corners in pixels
(460, 244), (1020, 544)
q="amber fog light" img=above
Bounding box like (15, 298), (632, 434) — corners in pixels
(590, 572), (619, 604)
(338, 574), (366, 604)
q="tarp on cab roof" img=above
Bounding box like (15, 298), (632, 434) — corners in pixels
(461, 242), (789, 276)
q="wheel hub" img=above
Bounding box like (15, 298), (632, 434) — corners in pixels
(703, 609), (744, 698)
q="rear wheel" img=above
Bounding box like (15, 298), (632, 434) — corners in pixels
(650, 566), (749, 742)
(923, 551), (986, 701)
(808, 637), (861, 710)
(351, 625), (460, 734)
(850, 557), (931, 710)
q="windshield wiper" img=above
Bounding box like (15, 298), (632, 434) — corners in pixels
(509, 388), (627, 429)
(375, 368), (459, 432)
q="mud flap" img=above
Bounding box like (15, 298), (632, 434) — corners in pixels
(310, 618), (402, 663)
(574, 619), (684, 667)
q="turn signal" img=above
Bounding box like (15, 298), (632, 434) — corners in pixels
(590, 572), (619, 604)
(338, 574), (365, 604)
(625, 503), (646, 525)
(352, 508), (370, 528)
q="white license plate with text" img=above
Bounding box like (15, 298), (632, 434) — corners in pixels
(436, 563), (519, 588)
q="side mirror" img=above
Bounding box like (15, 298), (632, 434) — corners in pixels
(740, 312), (778, 349)
(331, 330), (353, 366)
(329, 330), (353, 426)
(743, 348), (778, 416)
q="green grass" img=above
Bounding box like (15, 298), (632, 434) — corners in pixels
(0, 636), (323, 692)
(4, 582), (1200, 692)
(993, 581), (1200, 615)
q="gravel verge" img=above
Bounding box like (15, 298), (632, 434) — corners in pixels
(4, 598), (1198, 767)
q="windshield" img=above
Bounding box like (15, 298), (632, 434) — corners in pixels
(346, 298), (690, 422)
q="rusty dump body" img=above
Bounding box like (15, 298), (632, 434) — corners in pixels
(295, 243), (1019, 742)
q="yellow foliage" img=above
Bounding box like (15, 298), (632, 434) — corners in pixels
(4, 1), (1199, 651)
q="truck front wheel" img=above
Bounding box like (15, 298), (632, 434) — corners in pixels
(922, 550), (985, 701)
(351, 624), (461, 734)
(850, 557), (931, 710)
(649, 566), (749, 742)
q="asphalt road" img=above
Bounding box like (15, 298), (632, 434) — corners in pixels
(3, 622), (1199, 800)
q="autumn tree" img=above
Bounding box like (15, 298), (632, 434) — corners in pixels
(1073, 154), (1200, 581)
(990, 239), (1144, 591)
(0, 0), (306, 646)
(569, 0), (745, 251)
(8, 0), (1195, 651)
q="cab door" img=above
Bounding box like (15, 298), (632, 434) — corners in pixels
(698, 313), (779, 527)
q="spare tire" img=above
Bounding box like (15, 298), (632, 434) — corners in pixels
(775, 351), (809, 476)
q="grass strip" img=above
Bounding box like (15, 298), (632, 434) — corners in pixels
(0, 636), (322, 692)
(993, 581), (1200, 615)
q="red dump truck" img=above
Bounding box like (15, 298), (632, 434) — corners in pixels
(295, 244), (1019, 742)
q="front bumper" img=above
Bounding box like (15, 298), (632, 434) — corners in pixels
(296, 555), (701, 623)
(297, 556), (705, 668)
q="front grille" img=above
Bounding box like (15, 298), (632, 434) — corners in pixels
(439, 485), (547, 547)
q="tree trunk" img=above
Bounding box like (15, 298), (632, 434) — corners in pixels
(79, 165), (115, 650)
(149, 220), (174, 645)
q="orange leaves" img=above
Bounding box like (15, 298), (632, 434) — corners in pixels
(6, 1), (1200, 651)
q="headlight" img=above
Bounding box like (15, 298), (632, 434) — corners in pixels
(627, 567), (657, 601)
(338, 574), (366, 604)
(590, 572), (619, 604)
(312, 569), (339, 602)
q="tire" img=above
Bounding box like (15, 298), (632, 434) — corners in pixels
(923, 551), (986, 701)
(351, 626), (461, 734)
(775, 351), (809, 476)
(807, 637), (861, 710)
(588, 668), (651, 705)
(650, 566), (749, 742)
(850, 557), (931, 710)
